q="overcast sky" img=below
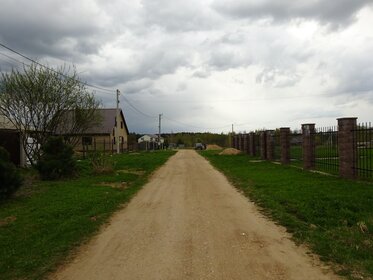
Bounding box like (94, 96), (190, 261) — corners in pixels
(1, 0), (373, 134)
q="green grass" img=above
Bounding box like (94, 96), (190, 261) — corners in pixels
(0, 150), (175, 280)
(201, 150), (373, 280)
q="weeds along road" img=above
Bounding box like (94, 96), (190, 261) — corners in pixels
(53, 150), (339, 280)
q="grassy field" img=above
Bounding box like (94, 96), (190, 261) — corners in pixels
(201, 150), (373, 280)
(0, 151), (175, 280)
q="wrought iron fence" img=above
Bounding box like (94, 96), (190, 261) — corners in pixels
(290, 131), (302, 166)
(353, 122), (373, 179)
(313, 126), (339, 175)
(80, 139), (127, 157)
(273, 131), (281, 161)
(254, 133), (260, 157)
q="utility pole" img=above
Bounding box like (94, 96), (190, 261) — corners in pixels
(158, 113), (163, 149)
(116, 89), (120, 154)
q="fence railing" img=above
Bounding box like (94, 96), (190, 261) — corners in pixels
(313, 126), (339, 175)
(233, 117), (373, 181)
(353, 122), (373, 179)
(290, 132), (302, 166)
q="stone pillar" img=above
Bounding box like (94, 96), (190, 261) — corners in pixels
(280, 127), (290, 164)
(266, 130), (274, 161)
(302, 123), (315, 170)
(260, 131), (267, 160)
(338, 117), (357, 179)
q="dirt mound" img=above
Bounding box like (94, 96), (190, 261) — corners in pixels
(219, 148), (241, 155)
(206, 144), (222, 150)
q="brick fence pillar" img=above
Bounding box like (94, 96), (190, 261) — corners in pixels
(266, 130), (274, 161)
(338, 117), (357, 179)
(302, 124), (315, 170)
(280, 127), (290, 164)
(260, 131), (267, 160)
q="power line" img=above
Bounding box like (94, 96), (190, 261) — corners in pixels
(120, 95), (157, 119)
(0, 42), (114, 94)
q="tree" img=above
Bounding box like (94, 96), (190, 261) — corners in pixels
(0, 63), (101, 166)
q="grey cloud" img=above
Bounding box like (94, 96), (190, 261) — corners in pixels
(0, 0), (109, 61)
(212, 0), (372, 26)
(122, 79), (154, 94)
(256, 68), (301, 88)
(192, 69), (211, 78)
(208, 49), (252, 71)
(141, 0), (222, 32)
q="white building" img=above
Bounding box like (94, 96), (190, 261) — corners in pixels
(138, 134), (165, 150)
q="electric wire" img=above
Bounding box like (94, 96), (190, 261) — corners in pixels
(0, 42), (114, 94)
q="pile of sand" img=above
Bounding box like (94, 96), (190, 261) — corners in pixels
(219, 148), (241, 155)
(206, 144), (222, 150)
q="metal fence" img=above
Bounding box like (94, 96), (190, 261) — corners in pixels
(273, 131), (281, 161)
(313, 126), (339, 175)
(290, 131), (302, 166)
(353, 122), (373, 179)
(80, 140), (126, 157)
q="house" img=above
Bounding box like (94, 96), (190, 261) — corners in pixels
(0, 115), (27, 166)
(138, 134), (164, 150)
(70, 108), (129, 153)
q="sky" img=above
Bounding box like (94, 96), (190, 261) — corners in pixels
(0, 0), (373, 134)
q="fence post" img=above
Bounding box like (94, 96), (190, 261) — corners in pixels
(234, 135), (238, 149)
(280, 127), (290, 164)
(337, 117), (357, 179)
(266, 130), (274, 161)
(260, 131), (267, 160)
(302, 123), (315, 170)
(231, 134), (234, 148)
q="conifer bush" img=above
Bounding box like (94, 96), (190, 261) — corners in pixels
(36, 137), (76, 180)
(0, 146), (22, 199)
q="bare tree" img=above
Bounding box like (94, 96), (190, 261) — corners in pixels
(0, 63), (101, 165)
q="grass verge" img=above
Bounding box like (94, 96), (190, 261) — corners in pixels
(201, 150), (373, 280)
(0, 150), (176, 280)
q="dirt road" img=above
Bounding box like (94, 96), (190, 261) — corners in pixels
(53, 150), (338, 280)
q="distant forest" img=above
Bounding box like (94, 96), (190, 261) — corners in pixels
(128, 132), (230, 148)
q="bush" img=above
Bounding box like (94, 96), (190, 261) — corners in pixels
(0, 146), (23, 199)
(36, 137), (76, 180)
(89, 152), (114, 174)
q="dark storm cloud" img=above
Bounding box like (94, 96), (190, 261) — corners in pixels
(0, 0), (107, 61)
(212, 0), (372, 27)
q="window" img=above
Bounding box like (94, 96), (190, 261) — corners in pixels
(82, 136), (92, 145)
(115, 117), (117, 127)
(121, 121), (123, 129)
